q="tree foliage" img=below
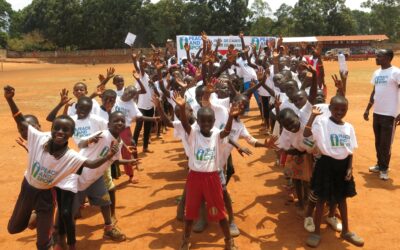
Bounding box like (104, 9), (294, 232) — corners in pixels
(1, 0), (399, 50)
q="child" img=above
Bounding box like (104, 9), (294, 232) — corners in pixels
(304, 96), (364, 247)
(4, 85), (119, 250)
(172, 92), (239, 250)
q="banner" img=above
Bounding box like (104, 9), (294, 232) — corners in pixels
(176, 35), (276, 61)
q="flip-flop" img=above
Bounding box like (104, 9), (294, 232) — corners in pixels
(341, 232), (364, 247)
(306, 233), (321, 248)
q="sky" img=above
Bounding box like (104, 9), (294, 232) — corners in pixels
(7, 0), (370, 12)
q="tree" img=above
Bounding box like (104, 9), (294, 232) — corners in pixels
(250, 0), (271, 20)
(351, 10), (372, 35)
(0, 0), (12, 48)
(273, 3), (295, 36)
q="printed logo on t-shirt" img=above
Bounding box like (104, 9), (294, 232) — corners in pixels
(99, 146), (110, 157)
(374, 75), (389, 85)
(74, 126), (91, 138)
(31, 161), (57, 184)
(195, 147), (216, 161)
(330, 134), (350, 147)
(114, 106), (128, 116)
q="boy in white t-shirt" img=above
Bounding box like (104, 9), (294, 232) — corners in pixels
(364, 49), (400, 180)
(4, 86), (119, 250)
(172, 92), (239, 250)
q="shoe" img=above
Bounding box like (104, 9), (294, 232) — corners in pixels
(103, 227), (126, 242)
(192, 219), (207, 233)
(369, 165), (380, 173)
(224, 238), (238, 250)
(229, 222), (240, 237)
(304, 217), (315, 233)
(306, 233), (321, 248)
(379, 171), (389, 180)
(326, 216), (342, 232)
(341, 231), (364, 247)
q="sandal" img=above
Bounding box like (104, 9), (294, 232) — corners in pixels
(341, 232), (364, 247)
(306, 233), (321, 248)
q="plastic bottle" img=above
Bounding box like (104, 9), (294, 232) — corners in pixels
(338, 52), (347, 73)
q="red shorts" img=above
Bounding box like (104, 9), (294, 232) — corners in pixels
(185, 171), (226, 221)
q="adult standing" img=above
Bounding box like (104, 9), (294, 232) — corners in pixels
(364, 49), (400, 180)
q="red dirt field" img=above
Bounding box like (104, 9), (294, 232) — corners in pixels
(0, 58), (399, 250)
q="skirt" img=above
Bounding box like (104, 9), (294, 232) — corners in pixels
(284, 153), (313, 181)
(311, 155), (356, 203)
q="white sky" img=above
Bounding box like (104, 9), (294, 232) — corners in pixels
(7, 0), (369, 12)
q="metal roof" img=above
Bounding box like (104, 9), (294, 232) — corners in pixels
(282, 35), (389, 43)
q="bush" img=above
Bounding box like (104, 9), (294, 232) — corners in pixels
(0, 32), (7, 48)
(7, 31), (55, 51)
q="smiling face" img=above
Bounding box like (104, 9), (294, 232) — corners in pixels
(108, 112), (126, 136)
(329, 96), (348, 123)
(76, 98), (93, 119)
(113, 75), (125, 90)
(216, 80), (230, 99)
(293, 90), (308, 109)
(51, 117), (75, 145)
(73, 83), (88, 99)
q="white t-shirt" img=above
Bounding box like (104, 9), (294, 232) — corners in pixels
(67, 99), (101, 117)
(94, 107), (109, 122)
(236, 58), (257, 83)
(222, 119), (257, 161)
(173, 120), (190, 157)
(116, 87), (125, 97)
(312, 117), (357, 160)
(278, 126), (313, 153)
(258, 66), (275, 97)
(25, 126), (87, 189)
(298, 101), (312, 126)
(314, 103), (331, 122)
(213, 97), (230, 110)
(371, 66), (400, 117)
(193, 103), (229, 130)
(112, 96), (143, 127)
(136, 73), (155, 110)
(187, 125), (228, 172)
(77, 130), (122, 191)
(71, 114), (108, 145)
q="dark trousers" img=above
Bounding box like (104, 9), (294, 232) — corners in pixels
(55, 188), (76, 245)
(226, 154), (235, 185)
(260, 96), (271, 122)
(8, 178), (54, 250)
(133, 108), (155, 149)
(373, 113), (396, 171)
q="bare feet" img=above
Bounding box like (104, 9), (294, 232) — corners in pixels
(129, 176), (139, 184)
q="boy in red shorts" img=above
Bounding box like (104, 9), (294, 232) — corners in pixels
(172, 92), (239, 250)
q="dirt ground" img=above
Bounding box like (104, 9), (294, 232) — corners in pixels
(0, 58), (399, 250)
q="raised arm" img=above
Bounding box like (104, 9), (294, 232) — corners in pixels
(46, 88), (72, 122)
(131, 52), (141, 73)
(82, 141), (119, 169)
(152, 95), (173, 128)
(303, 106), (322, 137)
(172, 91), (191, 135)
(4, 86), (29, 139)
(220, 104), (240, 139)
(184, 43), (191, 63)
(132, 70), (147, 95)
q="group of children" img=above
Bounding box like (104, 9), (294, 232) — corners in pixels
(5, 32), (367, 249)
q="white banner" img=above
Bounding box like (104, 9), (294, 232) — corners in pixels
(176, 35), (276, 61)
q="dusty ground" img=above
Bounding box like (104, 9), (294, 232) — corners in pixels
(0, 58), (399, 250)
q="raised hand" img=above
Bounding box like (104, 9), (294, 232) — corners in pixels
(331, 74), (343, 90)
(151, 95), (161, 109)
(106, 67), (115, 78)
(155, 61), (165, 70)
(88, 131), (103, 145)
(239, 31), (244, 39)
(201, 31), (208, 42)
(172, 91), (186, 108)
(251, 43), (257, 53)
(98, 74), (106, 83)
(216, 38), (222, 47)
(264, 135), (279, 150)
(311, 106), (323, 117)
(95, 84), (105, 97)
(274, 94), (281, 109)
(256, 67), (265, 81)
(205, 77), (217, 94)
(4, 85), (15, 99)
(184, 43), (190, 52)
(59, 88), (72, 105)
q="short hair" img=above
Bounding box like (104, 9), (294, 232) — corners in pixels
(109, 111), (125, 121)
(54, 114), (75, 132)
(113, 75), (124, 83)
(330, 95), (348, 105)
(23, 114), (39, 126)
(197, 107), (215, 118)
(77, 96), (93, 106)
(378, 49), (394, 61)
(102, 89), (117, 100)
(278, 108), (298, 121)
(74, 82), (87, 89)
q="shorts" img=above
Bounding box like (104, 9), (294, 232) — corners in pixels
(76, 176), (111, 208)
(185, 171), (226, 221)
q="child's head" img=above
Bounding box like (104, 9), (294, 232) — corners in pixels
(113, 75), (125, 91)
(232, 94), (249, 116)
(73, 82), (88, 99)
(216, 78), (230, 99)
(51, 115), (75, 146)
(195, 85), (206, 106)
(197, 107), (215, 135)
(280, 69), (293, 82)
(284, 80), (299, 100)
(293, 90), (308, 109)
(18, 114), (41, 138)
(121, 85), (138, 102)
(315, 89), (326, 104)
(273, 73), (284, 90)
(108, 111), (126, 135)
(76, 96), (93, 119)
(278, 108), (301, 133)
(290, 57), (299, 72)
(329, 95), (348, 122)
(174, 105), (195, 125)
(101, 89), (117, 109)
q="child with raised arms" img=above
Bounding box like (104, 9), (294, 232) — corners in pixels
(172, 92), (239, 250)
(4, 85), (119, 250)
